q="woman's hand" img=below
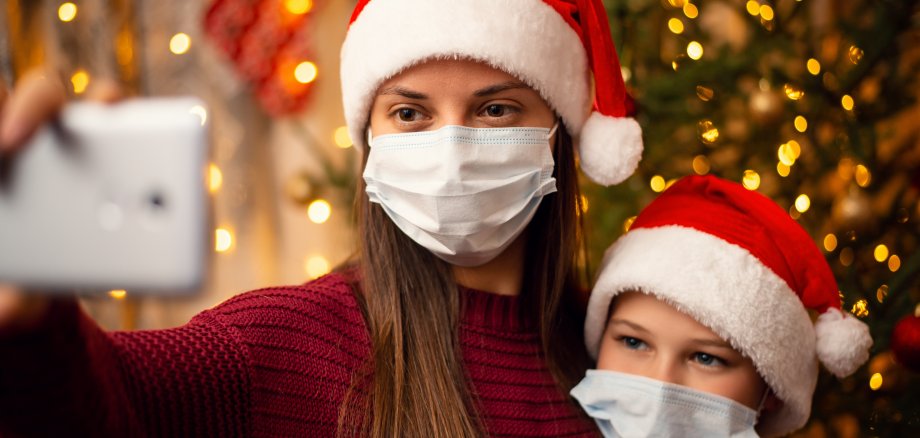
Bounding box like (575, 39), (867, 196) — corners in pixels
(0, 69), (122, 330)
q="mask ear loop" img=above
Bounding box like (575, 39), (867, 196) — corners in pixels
(547, 120), (560, 140)
(366, 128), (374, 147)
(755, 387), (772, 421)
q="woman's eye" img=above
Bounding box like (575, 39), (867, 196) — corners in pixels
(397, 108), (419, 122)
(620, 336), (647, 351)
(484, 104), (506, 117)
(693, 352), (726, 367)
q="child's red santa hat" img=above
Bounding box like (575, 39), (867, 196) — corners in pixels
(340, 0), (642, 186)
(584, 175), (872, 437)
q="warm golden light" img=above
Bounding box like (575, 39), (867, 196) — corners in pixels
(869, 373), (883, 390)
(889, 255), (901, 272)
(58, 2), (77, 22)
(579, 195), (590, 214)
(668, 18), (685, 34)
(794, 194), (811, 213)
(696, 85), (714, 101)
(823, 234), (838, 252)
(794, 115), (808, 132)
(786, 140), (801, 159)
(841, 94), (855, 111)
(170, 33), (192, 55)
(851, 299), (869, 318)
(623, 216), (637, 233)
(209, 164), (223, 194)
(294, 61), (318, 84)
(215, 228), (234, 253)
(848, 46), (864, 64)
(855, 164), (871, 187)
(108, 289), (127, 300)
(698, 120), (719, 144)
(687, 41), (704, 60)
(71, 69), (90, 95)
(746, 1), (760, 16)
(650, 175), (666, 193)
(305, 255), (330, 279)
(877, 285), (889, 303)
(777, 162), (791, 177)
(284, 0), (314, 15)
(692, 155), (710, 175)
(806, 58), (821, 75)
(874, 244), (889, 263)
(840, 247), (855, 266)
(333, 126), (352, 148)
(784, 84), (805, 100)
(308, 199), (332, 224)
(778, 143), (796, 166)
(759, 4), (774, 20)
(742, 170), (760, 191)
(683, 2), (699, 19)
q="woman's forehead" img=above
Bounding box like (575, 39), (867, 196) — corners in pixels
(376, 58), (534, 95)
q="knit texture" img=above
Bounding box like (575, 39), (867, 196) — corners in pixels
(0, 272), (597, 437)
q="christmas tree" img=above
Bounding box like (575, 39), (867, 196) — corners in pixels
(588, 0), (920, 435)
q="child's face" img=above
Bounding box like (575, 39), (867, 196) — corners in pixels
(596, 292), (768, 410)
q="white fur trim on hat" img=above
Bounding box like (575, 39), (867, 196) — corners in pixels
(577, 112), (643, 186)
(815, 308), (873, 378)
(586, 226), (817, 437)
(340, 0), (590, 150)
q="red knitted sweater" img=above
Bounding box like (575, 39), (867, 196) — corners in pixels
(0, 272), (597, 437)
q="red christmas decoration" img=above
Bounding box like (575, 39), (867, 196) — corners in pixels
(891, 312), (920, 373)
(204, 0), (319, 115)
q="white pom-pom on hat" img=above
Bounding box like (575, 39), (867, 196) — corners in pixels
(578, 113), (643, 186)
(815, 307), (873, 378)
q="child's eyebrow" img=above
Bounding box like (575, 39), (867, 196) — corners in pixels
(689, 338), (735, 350)
(608, 319), (650, 334)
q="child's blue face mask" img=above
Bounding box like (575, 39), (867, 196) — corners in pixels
(571, 370), (764, 438)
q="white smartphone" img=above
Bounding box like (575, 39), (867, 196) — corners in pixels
(0, 97), (210, 295)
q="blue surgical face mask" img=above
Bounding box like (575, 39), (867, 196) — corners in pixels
(363, 124), (557, 267)
(571, 370), (762, 438)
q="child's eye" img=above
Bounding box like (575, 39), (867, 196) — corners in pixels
(619, 336), (648, 351)
(692, 352), (726, 367)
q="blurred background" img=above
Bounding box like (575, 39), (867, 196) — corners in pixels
(2, 0), (918, 436)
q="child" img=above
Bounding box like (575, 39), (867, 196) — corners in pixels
(571, 175), (873, 437)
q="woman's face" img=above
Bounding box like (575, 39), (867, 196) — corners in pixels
(596, 292), (768, 410)
(368, 59), (557, 137)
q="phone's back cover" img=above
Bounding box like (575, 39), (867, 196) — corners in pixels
(0, 97), (210, 295)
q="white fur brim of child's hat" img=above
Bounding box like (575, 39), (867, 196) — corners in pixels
(585, 225), (819, 437)
(340, 0), (642, 186)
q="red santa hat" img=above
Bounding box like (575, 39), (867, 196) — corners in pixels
(340, 0), (642, 186)
(584, 175), (872, 437)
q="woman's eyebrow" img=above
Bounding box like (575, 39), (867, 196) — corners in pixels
(377, 86), (428, 99)
(473, 81), (529, 97)
(608, 319), (650, 334)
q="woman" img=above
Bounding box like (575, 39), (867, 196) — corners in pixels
(0, 0), (642, 436)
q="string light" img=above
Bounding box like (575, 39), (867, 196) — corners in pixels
(666, 0), (687, 8)
(333, 126), (352, 148)
(215, 228), (234, 253)
(888, 255), (901, 272)
(876, 285), (889, 303)
(848, 46), (864, 64)
(305, 255), (330, 279)
(692, 155), (710, 175)
(108, 289), (127, 300)
(873, 244), (889, 263)
(784, 84), (805, 100)
(869, 373), (883, 390)
(170, 33), (192, 55)
(579, 195), (590, 214)
(294, 61), (318, 84)
(806, 58), (821, 75)
(742, 170), (760, 190)
(698, 120), (719, 144)
(759, 4), (775, 21)
(668, 18), (685, 34)
(682, 2), (699, 19)
(58, 2), (77, 22)
(823, 234), (838, 252)
(308, 199), (332, 224)
(284, 0), (314, 15)
(855, 164), (871, 187)
(745, 1), (760, 16)
(794, 115), (808, 132)
(209, 164), (223, 193)
(70, 69), (90, 94)
(851, 299), (869, 318)
(687, 41), (704, 60)
(650, 175), (666, 192)
(841, 94), (855, 111)
(776, 162), (791, 177)
(696, 85), (714, 101)
(623, 216), (637, 233)
(794, 194), (811, 213)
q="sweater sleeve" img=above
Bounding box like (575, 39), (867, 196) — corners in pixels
(0, 298), (252, 437)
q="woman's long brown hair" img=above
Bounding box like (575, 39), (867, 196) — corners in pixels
(337, 126), (592, 437)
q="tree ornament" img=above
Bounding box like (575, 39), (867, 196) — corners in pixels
(891, 311), (920, 373)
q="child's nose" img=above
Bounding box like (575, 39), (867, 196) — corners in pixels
(649, 359), (685, 386)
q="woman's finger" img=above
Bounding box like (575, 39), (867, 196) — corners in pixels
(0, 69), (66, 152)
